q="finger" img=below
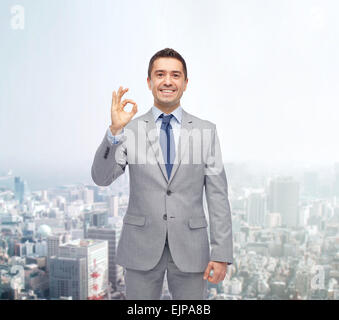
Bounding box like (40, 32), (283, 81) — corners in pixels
(117, 86), (123, 102)
(121, 99), (136, 107)
(121, 99), (136, 112)
(203, 264), (212, 280)
(216, 272), (224, 283)
(212, 275), (222, 284)
(208, 270), (219, 283)
(219, 270), (227, 282)
(112, 91), (117, 109)
(120, 88), (129, 102)
(128, 104), (138, 120)
(209, 268), (224, 283)
(118, 87), (128, 102)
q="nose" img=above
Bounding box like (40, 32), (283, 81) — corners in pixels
(163, 74), (172, 86)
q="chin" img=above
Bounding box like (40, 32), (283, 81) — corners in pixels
(160, 99), (177, 106)
(157, 97), (175, 104)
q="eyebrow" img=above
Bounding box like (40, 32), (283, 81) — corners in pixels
(154, 70), (182, 74)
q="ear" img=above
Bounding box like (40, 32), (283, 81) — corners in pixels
(147, 77), (152, 90)
(183, 77), (188, 91)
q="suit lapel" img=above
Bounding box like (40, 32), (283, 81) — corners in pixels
(143, 107), (193, 185)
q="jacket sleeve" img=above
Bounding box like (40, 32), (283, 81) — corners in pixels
(204, 125), (233, 264)
(91, 129), (128, 186)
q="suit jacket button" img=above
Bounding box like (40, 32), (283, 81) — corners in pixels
(167, 190), (172, 195)
(163, 214), (167, 220)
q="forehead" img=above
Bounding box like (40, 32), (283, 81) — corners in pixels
(152, 57), (184, 73)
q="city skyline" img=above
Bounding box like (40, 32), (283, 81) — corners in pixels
(1, 160), (338, 192)
(0, 160), (338, 300)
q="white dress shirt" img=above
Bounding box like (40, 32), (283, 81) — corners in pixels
(106, 105), (182, 154)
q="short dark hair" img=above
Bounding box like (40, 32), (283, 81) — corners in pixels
(148, 48), (187, 80)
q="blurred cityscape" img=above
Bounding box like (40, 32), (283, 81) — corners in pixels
(0, 162), (338, 300)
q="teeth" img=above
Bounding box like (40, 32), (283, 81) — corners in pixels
(161, 90), (175, 92)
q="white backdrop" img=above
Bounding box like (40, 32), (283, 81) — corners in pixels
(0, 0), (338, 189)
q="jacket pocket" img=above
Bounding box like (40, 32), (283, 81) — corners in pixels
(188, 216), (208, 229)
(123, 214), (146, 226)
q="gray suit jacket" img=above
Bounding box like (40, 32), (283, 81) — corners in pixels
(91, 107), (233, 272)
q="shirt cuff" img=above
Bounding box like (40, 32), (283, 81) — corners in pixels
(106, 127), (124, 145)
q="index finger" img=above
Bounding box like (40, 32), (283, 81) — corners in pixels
(118, 87), (129, 102)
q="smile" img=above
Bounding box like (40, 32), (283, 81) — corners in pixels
(160, 89), (176, 95)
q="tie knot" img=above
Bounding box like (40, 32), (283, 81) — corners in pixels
(159, 113), (173, 124)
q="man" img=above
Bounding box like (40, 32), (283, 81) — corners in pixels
(91, 48), (233, 300)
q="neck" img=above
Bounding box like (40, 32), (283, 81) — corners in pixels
(154, 101), (180, 114)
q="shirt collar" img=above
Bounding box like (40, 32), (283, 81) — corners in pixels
(151, 105), (182, 124)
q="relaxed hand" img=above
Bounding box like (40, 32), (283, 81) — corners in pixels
(203, 261), (227, 284)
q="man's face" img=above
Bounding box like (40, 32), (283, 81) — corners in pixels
(147, 57), (188, 109)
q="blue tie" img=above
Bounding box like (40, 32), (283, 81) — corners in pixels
(159, 113), (175, 179)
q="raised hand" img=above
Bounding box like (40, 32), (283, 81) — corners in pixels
(110, 86), (138, 135)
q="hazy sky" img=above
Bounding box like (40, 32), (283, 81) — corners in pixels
(1, 0), (338, 189)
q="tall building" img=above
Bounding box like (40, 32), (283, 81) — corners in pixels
(86, 185), (102, 202)
(14, 177), (28, 204)
(84, 211), (108, 229)
(58, 239), (108, 299)
(47, 235), (63, 258)
(246, 192), (266, 227)
(41, 190), (48, 201)
(83, 188), (94, 204)
(47, 234), (69, 271)
(266, 212), (282, 228)
(295, 268), (310, 298)
(107, 196), (119, 217)
(303, 171), (319, 198)
(49, 256), (87, 300)
(85, 227), (119, 291)
(35, 240), (48, 257)
(268, 177), (299, 228)
(93, 212), (108, 227)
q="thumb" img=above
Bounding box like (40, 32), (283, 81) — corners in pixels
(131, 103), (138, 116)
(128, 103), (138, 120)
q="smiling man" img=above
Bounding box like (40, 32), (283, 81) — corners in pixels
(91, 48), (233, 300)
(146, 55), (187, 114)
